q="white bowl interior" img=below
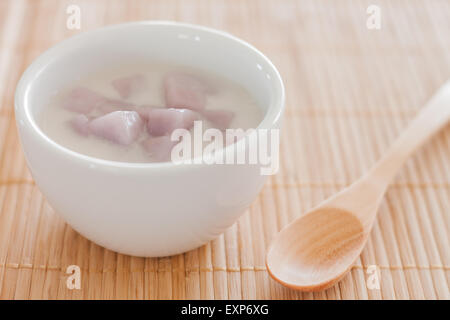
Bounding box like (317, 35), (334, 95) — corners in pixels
(23, 22), (284, 135)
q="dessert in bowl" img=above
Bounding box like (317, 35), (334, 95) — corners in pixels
(15, 21), (285, 257)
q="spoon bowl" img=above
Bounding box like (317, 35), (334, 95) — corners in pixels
(267, 208), (366, 291)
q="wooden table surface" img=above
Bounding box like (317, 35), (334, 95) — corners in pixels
(0, 0), (449, 299)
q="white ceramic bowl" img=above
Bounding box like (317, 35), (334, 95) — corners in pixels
(15, 21), (285, 257)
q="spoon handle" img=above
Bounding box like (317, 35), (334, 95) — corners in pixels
(369, 81), (450, 183)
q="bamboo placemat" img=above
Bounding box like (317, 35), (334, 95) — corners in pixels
(0, 0), (449, 300)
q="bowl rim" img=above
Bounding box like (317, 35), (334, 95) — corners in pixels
(15, 20), (285, 170)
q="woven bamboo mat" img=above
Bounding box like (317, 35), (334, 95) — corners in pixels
(0, 0), (449, 300)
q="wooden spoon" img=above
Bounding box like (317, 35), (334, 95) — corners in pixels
(266, 81), (450, 291)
